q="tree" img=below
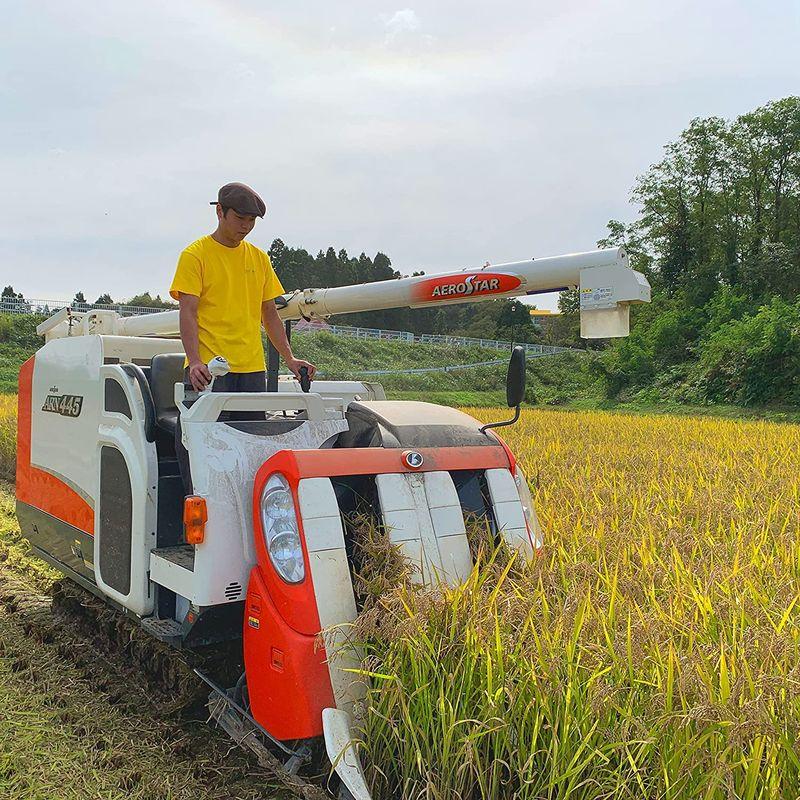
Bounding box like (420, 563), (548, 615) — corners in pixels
(94, 293), (114, 306)
(494, 299), (539, 343)
(739, 242), (800, 301)
(126, 292), (175, 309)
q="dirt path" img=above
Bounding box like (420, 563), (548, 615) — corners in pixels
(0, 485), (293, 800)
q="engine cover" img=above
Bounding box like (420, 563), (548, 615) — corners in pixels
(339, 401), (497, 449)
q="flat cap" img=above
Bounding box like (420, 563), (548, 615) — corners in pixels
(210, 182), (267, 217)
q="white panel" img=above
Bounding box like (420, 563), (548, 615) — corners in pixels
(304, 516), (347, 553)
(376, 472), (416, 512)
(405, 474), (444, 584)
(486, 469), (534, 557)
(424, 471), (471, 585)
(150, 552), (197, 600)
(183, 412), (347, 606)
(493, 499), (527, 532)
(382, 509), (420, 542)
(298, 477), (341, 521)
(485, 468), (520, 504)
(429, 505), (466, 538)
(437, 534), (473, 584)
(296, 477), (362, 713)
(31, 335), (104, 506)
(422, 471), (459, 509)
(397, 540), (425, 584)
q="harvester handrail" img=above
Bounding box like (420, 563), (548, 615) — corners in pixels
(176, 389), (342, 423)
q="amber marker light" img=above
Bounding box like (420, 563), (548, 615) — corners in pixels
(183, 495), (208, 544)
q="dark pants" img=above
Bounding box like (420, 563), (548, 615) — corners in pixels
(175, 370), (267, 494)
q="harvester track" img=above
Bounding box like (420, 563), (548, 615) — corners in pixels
(50, 578), (241, 715)
(0, 566), (331, 799)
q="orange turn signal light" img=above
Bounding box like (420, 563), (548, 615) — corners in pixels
(183, 495), (208, 544)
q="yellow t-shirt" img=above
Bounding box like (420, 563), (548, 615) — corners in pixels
(169, 236), (285, 372)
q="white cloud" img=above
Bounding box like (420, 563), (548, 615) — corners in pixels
(380, 8), (422, 45)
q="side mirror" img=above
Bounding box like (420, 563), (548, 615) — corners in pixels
(480, 346), (526, 434)
(506, 346), (526, 408)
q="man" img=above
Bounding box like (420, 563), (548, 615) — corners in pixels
(169, 181), (316, 490)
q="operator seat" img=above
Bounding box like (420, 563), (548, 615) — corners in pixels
(149, 353), (185, 435)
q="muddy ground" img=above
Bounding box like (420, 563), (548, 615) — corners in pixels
(0, 485), (297, 800)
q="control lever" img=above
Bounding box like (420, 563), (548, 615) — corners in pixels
(298, 366), (311, 393)
(202, 356), (230, 393)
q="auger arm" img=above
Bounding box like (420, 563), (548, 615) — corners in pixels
(38, 247), (650, 341)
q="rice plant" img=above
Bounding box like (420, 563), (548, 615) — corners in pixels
(0, 394), (17, 483)
(352, 408), (800, 800)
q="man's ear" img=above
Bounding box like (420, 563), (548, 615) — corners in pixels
(215, 203), (224, 222)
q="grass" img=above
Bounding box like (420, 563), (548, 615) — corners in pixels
(0, 396), (15, 484)
(0, 482), (293, 800)
(351, 407), (800, 799)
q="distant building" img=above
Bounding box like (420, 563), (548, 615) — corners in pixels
(529, 308), (560, 335)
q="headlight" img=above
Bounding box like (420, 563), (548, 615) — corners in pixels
(514, 466), (543, 549)
(260, 474), (305, 583)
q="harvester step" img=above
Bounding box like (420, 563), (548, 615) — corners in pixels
(140, 616), (183, 644)
(151, 544), (195, 571)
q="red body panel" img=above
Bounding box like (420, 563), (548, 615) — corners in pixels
(256, 445), (510, 484)
(245, 443), (513, 740)
(244, 567), (335, 740)
(251, 473), (324, 636)
(16, 357), (94, 535)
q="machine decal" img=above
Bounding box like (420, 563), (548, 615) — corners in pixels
(247, 615), (260, 629)
(412, 272), (522, 303)
(42, 393), (83, 418)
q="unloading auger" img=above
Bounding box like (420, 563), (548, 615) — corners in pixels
(17, 247), (649, 798)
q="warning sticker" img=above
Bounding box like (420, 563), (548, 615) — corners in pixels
(248, 616), (260, 630)
(581, 287), (614, 304)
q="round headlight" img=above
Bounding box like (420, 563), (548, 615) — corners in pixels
(264, 488), (293, 520)
(259, 473), (306, 584)
(268, 528), (305, 584)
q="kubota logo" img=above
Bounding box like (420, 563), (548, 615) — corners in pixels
(413, 273), (522, 302)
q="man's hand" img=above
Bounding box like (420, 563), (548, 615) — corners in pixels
(286, 357), (317, 382)
(188, 360), (212, 391)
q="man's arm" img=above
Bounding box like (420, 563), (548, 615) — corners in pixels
(178, 293), (212, 391)
(261, 301), (317, 380)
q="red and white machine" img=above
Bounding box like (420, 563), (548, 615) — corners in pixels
(16, 248), (649, 798)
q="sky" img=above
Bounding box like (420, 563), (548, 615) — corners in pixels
(2, 1), (799, 313)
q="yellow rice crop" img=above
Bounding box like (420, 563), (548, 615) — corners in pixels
(0, 394), (16, 483)
(356, 408), (800, 800)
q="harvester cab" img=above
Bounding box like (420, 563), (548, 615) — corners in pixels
(16, 247), (650, 799)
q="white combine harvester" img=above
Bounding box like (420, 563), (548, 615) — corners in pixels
(16, 248), (649, 798)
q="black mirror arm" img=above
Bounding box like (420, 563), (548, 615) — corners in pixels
(479, 404), (521, 433)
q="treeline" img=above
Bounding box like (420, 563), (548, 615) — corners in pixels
(3, 248), (542, 344)
(0, 286), (176, 313)
(576, 96), (800, 406)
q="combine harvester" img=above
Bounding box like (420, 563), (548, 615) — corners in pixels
(16, 248), (649, 799)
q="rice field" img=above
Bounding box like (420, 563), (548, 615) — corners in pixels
(0, 395), (16, 483)
(2, 394), (800, 798)
(354, 408), (800, 800)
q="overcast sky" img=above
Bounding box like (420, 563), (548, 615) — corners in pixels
(2, 1), (799, 312)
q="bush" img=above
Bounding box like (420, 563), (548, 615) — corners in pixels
(0, 315), (12, 342)
(694, 298), (800, 405)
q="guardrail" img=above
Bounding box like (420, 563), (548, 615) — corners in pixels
(1, 298), (581, 356)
